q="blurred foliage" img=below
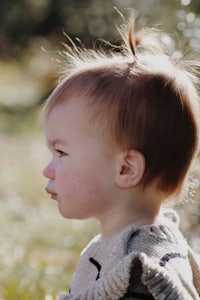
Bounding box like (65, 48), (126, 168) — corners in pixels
(1, 0), (200, 58)
(0, 0), (200, 114)
(0, 0), (200, 299)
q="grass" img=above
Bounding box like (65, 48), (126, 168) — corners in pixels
(0, 112), (199, 299)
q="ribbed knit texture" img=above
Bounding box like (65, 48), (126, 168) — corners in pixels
(58, 209), (200, 300)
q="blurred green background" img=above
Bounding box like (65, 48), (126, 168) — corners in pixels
(0, 0), (200, 299)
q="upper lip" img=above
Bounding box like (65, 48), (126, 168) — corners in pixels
(45, 187), (57, 196)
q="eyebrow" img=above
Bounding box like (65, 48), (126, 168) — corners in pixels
(48, 138), (67, 147)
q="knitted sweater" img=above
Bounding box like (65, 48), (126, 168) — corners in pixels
(58, 210), (200, 300)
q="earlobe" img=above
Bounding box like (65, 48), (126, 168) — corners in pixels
(115, 150), (145, 189)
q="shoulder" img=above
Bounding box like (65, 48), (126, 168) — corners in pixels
(122, 209), (188, 263)
(80, 234), (101, 255)
(119, 210), (200, 299)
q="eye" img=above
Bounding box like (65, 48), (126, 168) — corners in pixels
(56, 149), (67, 158)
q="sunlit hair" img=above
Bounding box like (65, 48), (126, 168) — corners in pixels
(44, 18), (200, 195)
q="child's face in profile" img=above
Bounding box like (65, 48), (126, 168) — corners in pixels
(43, 99), (119, 221)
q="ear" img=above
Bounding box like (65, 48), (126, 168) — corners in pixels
(115, 150), (145, 189)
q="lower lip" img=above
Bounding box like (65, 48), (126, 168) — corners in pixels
(50, 193), (58, 200)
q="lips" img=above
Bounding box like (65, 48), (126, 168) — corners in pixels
(45, 187), (58, 200)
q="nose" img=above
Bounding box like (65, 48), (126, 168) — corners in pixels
(43, 161), (55, 180)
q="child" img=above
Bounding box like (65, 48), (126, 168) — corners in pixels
(43, 17), (200, 300)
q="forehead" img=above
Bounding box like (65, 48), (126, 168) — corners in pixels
(44, 98), (100, 144)
(44, 98), (118, 154)
(44, 83), (120, 150)
(45, 98), (89, 127)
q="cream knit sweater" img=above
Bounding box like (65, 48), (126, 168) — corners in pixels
(58, 210), (200, 300)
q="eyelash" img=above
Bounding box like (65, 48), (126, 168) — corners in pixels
(56, 150), (67, 158)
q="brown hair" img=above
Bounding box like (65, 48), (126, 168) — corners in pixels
(45, 19), (200, 195)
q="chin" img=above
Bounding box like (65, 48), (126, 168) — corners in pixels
(58, 208), (80, 219)
(58, 203), (91, 220)
(59, 210), (89, 220)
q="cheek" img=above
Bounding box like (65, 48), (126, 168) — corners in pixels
(56, 166), (76, 190)
(56, 163), (103, 199)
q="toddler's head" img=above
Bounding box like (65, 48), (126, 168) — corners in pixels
(44, 20), (200, 198)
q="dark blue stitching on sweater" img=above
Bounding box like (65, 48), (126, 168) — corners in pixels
(89, 257), (101, 280)
(159, 252), (186, 267)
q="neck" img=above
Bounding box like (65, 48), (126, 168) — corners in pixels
(97, 186), (165, 238)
